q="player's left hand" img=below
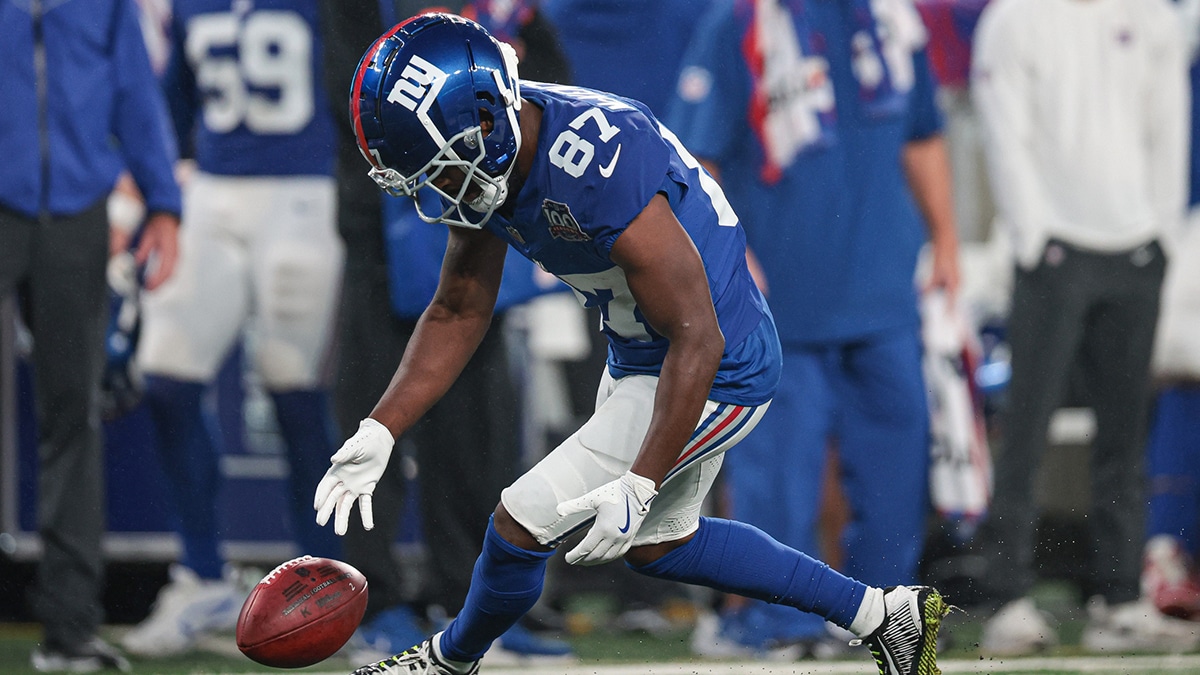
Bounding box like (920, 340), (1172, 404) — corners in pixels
(556, 471), (658, 566)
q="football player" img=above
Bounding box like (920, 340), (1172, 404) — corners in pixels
(316, 13), (948, 675)
(126, 0), (344, 657)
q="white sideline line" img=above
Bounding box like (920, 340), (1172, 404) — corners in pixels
(310, 654), (1200, 675)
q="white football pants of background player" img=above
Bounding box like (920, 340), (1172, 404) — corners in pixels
(138, 173), (343, 387)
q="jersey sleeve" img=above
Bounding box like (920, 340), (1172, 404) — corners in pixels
(905, 47), (945, 142)
(112, 0), (182, 216)
(664, 0), (748, 165)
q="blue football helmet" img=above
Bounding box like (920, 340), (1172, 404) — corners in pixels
(351, 13), (522, 228)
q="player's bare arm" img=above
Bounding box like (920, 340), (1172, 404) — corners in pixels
(610, 193), (725, 488)
(550, 192), (727, 567)
(316, 226), (506, 535)
(369, 226), (509, 437)
(902, 135), (960, 297)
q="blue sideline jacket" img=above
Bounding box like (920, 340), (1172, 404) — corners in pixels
(0, 0), (181, 219)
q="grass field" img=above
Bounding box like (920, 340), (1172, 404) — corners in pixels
(0, 578), (1189, 675)
(3, 618), (1200, 675)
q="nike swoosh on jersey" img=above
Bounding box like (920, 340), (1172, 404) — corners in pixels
(598, 144), (622, 178)
(617, 496), (632, 533)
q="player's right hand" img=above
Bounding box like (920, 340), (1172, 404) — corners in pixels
(314, 418), (395, 535)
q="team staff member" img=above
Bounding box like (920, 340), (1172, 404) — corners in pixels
(0, 0), (181, 670)
(973, 0), (1195, 654)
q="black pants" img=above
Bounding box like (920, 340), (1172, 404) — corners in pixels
(0, 201), (109, 646)
(979, 239), (1165, 607)
(331, 171), (519, 619)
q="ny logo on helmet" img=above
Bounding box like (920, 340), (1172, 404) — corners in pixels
(387, 54), (447, 112)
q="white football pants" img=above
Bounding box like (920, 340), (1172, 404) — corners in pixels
(502, 369), (769, 548)
(138, 172), (343, 389)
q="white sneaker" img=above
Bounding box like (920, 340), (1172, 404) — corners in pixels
(121, 564), (244, 657)
(613, 607), (676, 636)
(31, 637), (131, 673)
(1081, 596), (1200, 654)
(979, 597), (1057, 656)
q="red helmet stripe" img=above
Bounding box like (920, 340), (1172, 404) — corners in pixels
(350, 17), (425, 168)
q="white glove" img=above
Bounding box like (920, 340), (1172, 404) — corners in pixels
(314, 418), (395, 535)
(556, 471), (658, 566)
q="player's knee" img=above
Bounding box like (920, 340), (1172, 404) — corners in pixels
(500, 472), (568, 545)
(493, 503), (550, 552)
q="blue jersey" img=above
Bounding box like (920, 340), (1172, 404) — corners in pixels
(483, 82), (780, 406)
(668, 0), (943, 345)
(166, 0), (335, 177)
(541, 0), (713, 118)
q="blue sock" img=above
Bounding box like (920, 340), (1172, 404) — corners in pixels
(630, 517), (867, 629)
(271, 390), (342, 559)
(440, 517), (553, 662)
(1146, 386), (1200, 554)
(143, 375), (224, 579)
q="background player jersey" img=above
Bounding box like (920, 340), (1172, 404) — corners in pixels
(669, 0), (944, 345)
(541, 0), (713, 118)
(478, 82), (780, 407)
(165, 0), (335, 176)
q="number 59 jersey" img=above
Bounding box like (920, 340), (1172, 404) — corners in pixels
(485, 82), (781, 407)
(165, 0), (335, 177)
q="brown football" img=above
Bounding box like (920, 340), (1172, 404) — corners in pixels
(235, 555), (368, 668)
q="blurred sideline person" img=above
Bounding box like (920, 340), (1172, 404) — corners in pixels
(972, 0), (1198, 655)
(1141, 0), (1200, 623)
(667, 0), (960, 657)
(0, 0), (181, 670)
(124, 0), (345, 657)
(319, 0), (574, 662)
(315, 13), (951, 675)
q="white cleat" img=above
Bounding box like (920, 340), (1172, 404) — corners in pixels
(1082, 596), (1200, 654)
(980, 597), (1058, 656)
(120, 564), (243, 657)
